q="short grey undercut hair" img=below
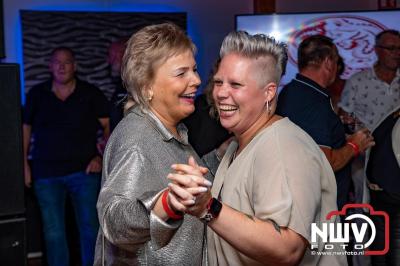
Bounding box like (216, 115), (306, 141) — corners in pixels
(220, 31), (288, 86)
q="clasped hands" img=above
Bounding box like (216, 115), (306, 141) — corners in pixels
(167, 156), (212, 217)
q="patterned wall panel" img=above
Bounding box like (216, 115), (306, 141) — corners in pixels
(21, 11), (186, 98)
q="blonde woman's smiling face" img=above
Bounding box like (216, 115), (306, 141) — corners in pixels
(150, 49), (201, 125)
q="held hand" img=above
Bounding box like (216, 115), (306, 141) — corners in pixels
(168, 181), (212, 217)
(167, 169), (212, 213)
(168, 170), (212, 190)
(347, 128), (375, 153)
(340, 113), (356, 126)
(85, 155), (102, 174)
(167, 156), (212, 214)
(186, 190), (212, 217)
(171, 156), (208, 176)
(24, 161), (32, 188)
(189, 156), (209, 175)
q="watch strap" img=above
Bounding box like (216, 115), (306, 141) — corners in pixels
(199, 197), (222, 223)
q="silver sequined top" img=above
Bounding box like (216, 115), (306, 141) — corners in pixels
(94, 106), (218, 266)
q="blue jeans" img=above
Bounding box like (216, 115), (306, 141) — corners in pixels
(34, 171), (101, 266)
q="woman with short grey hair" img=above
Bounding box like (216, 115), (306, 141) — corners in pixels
(168, 31), (346, 266)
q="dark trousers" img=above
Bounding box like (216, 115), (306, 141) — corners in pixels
(369, 190), (400, 266)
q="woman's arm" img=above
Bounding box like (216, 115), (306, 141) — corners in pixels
(208, 203), (307, 265)
(167, 156), (309, 265)
(98, 148), (183, 251)
(168, 173), (307, 265)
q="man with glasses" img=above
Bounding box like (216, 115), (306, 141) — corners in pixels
(338, 30), (400, 266)
(338, 29), (400, 131)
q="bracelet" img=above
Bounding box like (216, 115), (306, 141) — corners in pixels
(346, 141), (359, 157)
(161, 190), (183, 220)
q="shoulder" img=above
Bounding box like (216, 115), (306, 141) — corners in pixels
(280, 80), (303, 96)
(25, 81), (52, 104)
(392, 118), (400, 166)
(106, 114), (146, 158)
(28, 80), (51, 94)
(110, 109), (158, 148)
(76, 79), (103, 94)
(279, 79), (321, 103)
(268, 119), (328, 167)
(252, 119), (329, 182)
(348, 68), (372, 82)
(256, 119), (319, 155)
(273, 118), (319, 146)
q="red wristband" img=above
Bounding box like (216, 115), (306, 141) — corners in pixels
(162, 190), (183, 220)
(347, 141), (359, 157)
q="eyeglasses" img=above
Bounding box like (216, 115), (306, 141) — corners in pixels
(376, 45), (400, 52)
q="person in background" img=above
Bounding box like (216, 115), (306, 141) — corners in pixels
(338, 31), (400, 266)
(338, 29), (400, 132)
(94, 23), (219, 265)
(327, 55), (345, 113)
(276, 35), (375, 210)
(337, 27), (400, 208)
(168, 31), (347, 266)
(107, 38), (129, 132)
(23, 47), (110, 266)
(366, 108), (400, 266)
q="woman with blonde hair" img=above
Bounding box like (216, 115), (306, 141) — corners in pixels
(94, 23), (217, 265)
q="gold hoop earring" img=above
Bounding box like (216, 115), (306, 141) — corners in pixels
(146, 90), (153, 102)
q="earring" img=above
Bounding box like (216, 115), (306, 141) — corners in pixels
(146, 90), (153, 102)
(266, 100), (270, 114)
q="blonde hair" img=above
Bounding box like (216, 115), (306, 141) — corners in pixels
(121, 23), (196, 109)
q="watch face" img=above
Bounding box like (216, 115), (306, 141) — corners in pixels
(210, 198), (222, 217)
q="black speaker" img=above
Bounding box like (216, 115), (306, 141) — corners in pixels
(0, 64), (25, 217)
(0, 0), (4, 58)
(0, 218), (26, 266)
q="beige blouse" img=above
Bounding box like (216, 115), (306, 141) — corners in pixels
(208, 118), (347, 266)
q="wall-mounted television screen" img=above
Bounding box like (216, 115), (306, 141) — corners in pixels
(236, 10), (400, 87)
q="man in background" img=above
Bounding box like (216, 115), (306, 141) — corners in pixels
(276, 35), (374, 210)
(23, 47), (110, 266)
(339, 29), (400, 266)
(338, 29), (400, 131)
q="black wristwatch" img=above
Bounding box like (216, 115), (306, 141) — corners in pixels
(199, 198), (222, 223)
